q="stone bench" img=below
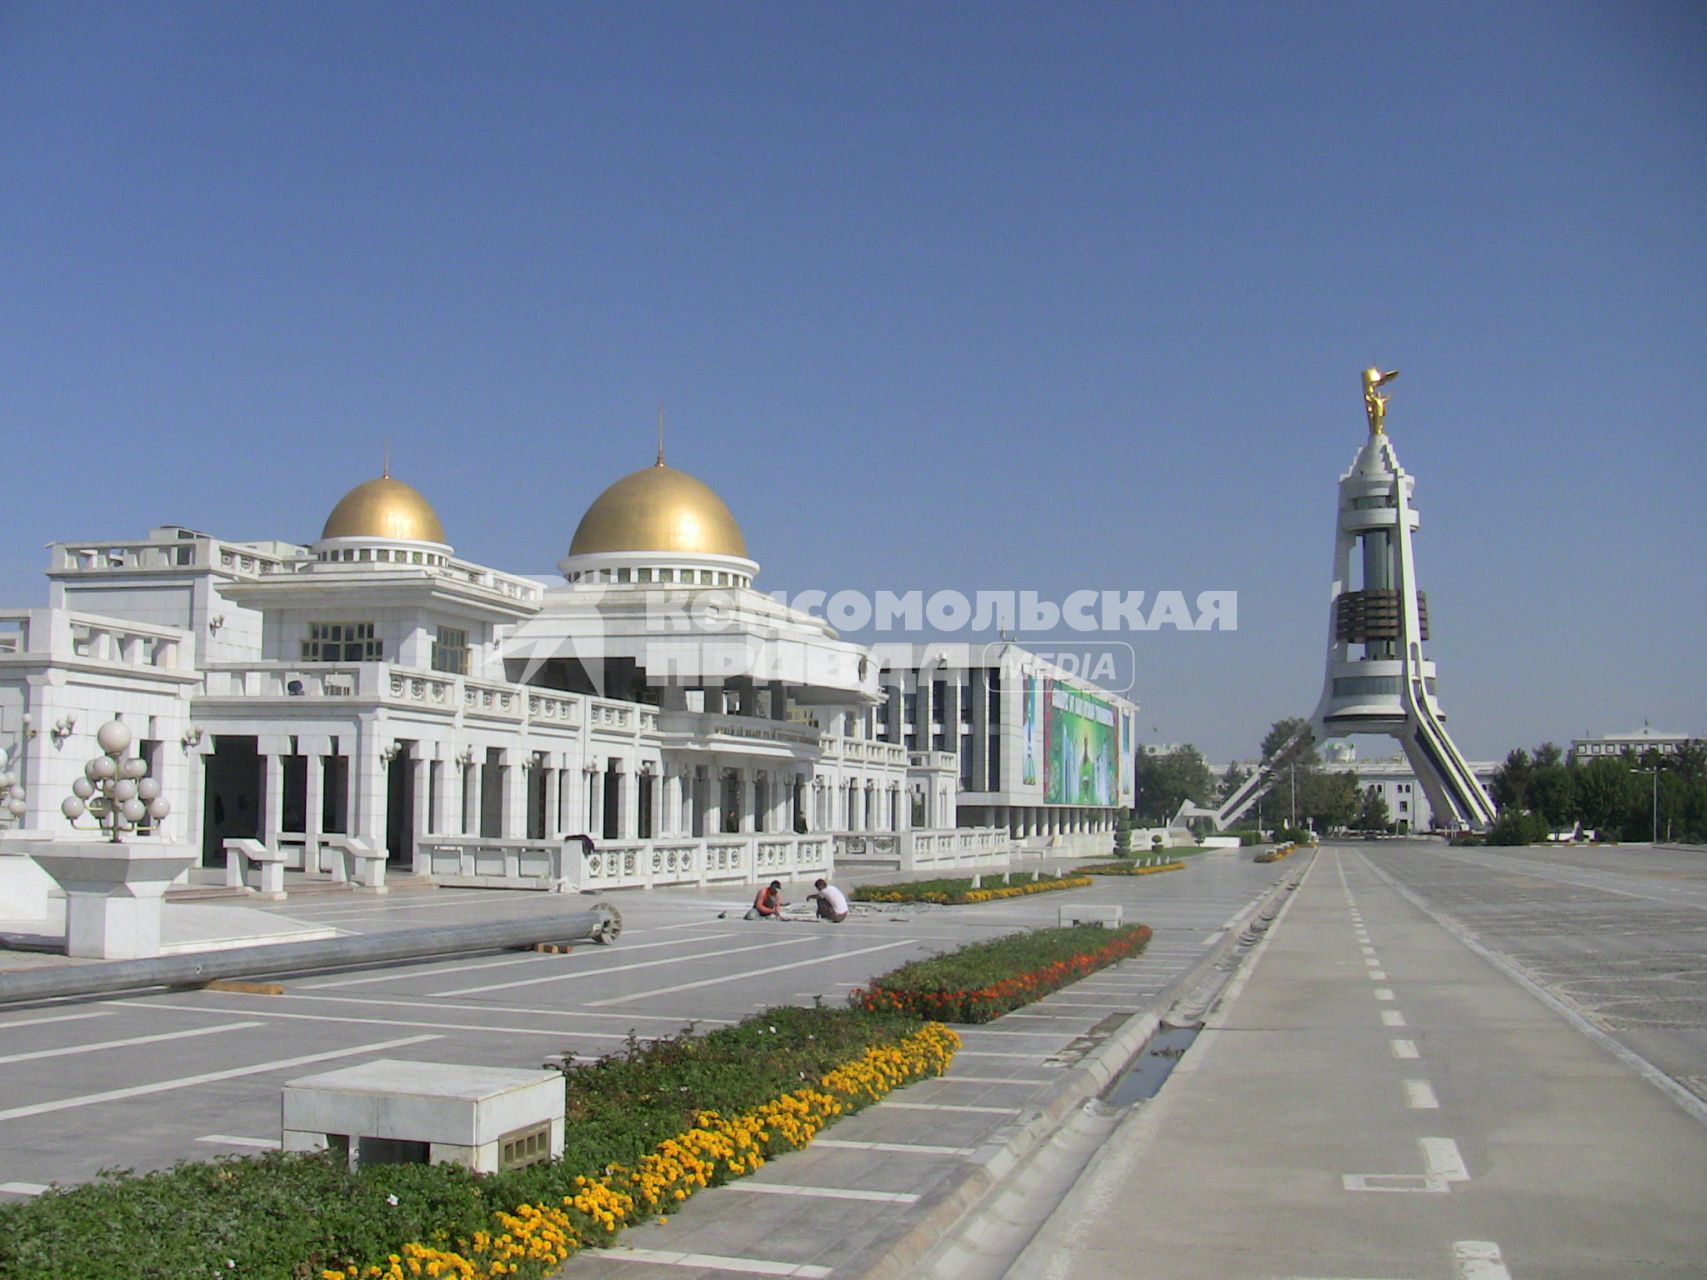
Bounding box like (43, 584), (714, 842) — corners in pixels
(224, 838), (288, 900)
(321, 835), (388, 892)
(282, 1059), (564, 1174)
(1058, 903), (1124, 929)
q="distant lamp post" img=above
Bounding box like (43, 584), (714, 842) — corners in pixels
(59, 720), (170, 842)
(1633, 766), (1660, 845)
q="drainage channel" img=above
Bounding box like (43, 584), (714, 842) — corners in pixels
(1102, 1021), (1202, 1107)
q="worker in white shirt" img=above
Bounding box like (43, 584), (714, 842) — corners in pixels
(808, 878), (849, 923)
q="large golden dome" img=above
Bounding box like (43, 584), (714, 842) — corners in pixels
(570, 462), (747, 558)
(321, 474), (447, 544)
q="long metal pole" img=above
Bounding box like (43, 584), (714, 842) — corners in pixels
(0, 902), (621, 1005)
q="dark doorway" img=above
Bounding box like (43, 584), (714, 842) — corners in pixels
(637, 772), (654, 839)
(385, 745), (415, 867)
(480, 749), (504, 838)
(527, 757), (548, 840)
(322, 755), (349, 835)
(602, 767), (621, 841)
(282, 754), (307, 834)
(200, 736), (262, 866)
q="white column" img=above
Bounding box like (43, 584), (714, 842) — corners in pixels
(543, 764), (561, 838)
(463, 760), (481, 836)
(696, 771), (716, 843)
(409, 754), (429, 861)
(589, 767), (605, 839)
(425, 760), (444, 837)
(262, 752), (284, 852)
(304, 754), (325, 869)
(739, 771), (756, 834)
(617, 768), (638, 836)
(665, 768), (683, 836)
(502, 755), (526, 839)
(352, 744), (385, 846)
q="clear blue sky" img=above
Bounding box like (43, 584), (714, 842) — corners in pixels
(2, 2), (1702, 762)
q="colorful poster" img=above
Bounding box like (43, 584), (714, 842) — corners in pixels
(1022, 676), (1042, 787)
(1119, 712), (1136, 800)
(1043, 682), (1117, 806)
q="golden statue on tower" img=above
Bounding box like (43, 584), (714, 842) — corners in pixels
(1363, 367), (1399, 434)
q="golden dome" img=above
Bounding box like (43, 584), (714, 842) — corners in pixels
(569, 462), (747, 558)
(320, 474), (447, 544)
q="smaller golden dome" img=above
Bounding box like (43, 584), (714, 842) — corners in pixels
(321, 474), (447, 544)
(570, 462), (747, 558)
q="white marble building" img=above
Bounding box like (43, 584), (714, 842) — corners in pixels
(873, 643), (1140, 855)
(1, 454), (1119, 889)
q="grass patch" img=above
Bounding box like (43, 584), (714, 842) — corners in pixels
(851, 923), (1152, 1023)
(852, 872), (1090, 905)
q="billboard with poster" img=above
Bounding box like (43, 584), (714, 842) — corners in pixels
(1043, 681), (1117, 806)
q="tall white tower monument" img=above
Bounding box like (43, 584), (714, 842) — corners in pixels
(1308, 368), (1497, 830)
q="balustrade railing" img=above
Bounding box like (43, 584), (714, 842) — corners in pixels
(413, 831), (837, 892)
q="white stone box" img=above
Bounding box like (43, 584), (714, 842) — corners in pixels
(282, 1059), (564, 1174)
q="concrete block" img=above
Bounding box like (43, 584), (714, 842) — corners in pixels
(281, 1059), (564, 1174)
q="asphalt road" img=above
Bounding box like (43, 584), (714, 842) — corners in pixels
(1367, 840), (1707, 1113)
(1012, 840), (1707, 1280)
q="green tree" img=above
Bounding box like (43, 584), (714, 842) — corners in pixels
(1351, 786), (1391, 833)
(1490, 748), (1532, 812)
(1297, 769), (1358, 832)
(1251, 717), (1324, 829)
(1218, 761), (1251, 802)
(1529, 762), (1575, 833)
(1112, 810), (1134, 857)
(1135, 746), (1214, 823)
(1261, 717), (1317, 768)
(1573, 756), (1640, 836)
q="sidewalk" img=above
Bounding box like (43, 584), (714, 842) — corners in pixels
(1008, 846), (1707, 1280)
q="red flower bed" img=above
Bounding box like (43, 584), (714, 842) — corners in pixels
(849, 923), (1153, 1024)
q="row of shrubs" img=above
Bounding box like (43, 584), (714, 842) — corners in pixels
(852, 872), (1091, 905)
(2, 921), (1159, 1279)
(1079, 859), (1187, 877)
(1253, 841), (1305, 864)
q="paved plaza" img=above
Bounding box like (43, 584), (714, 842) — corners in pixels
(0, 853), (1285, 1203)
(5, 841), (1707, 1279)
